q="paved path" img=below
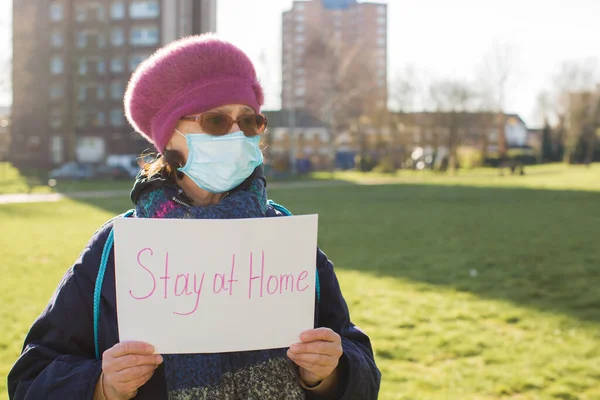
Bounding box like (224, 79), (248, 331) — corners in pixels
(0, 178), (402, 205)
(0, 190), (131, 204)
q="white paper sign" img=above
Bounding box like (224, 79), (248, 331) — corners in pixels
(113, 215), (318, 354)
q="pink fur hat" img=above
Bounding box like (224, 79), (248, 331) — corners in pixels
(124, 34), (264, 152)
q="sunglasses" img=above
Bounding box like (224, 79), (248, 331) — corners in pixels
(180, 113), (268, 137)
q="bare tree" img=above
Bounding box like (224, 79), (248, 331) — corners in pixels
(302, 33), (380, 172)
(535, 91), (553, 126)
(428, 79), (476, 172)
(384, 66), (423, 168)
(390, 66), (420, 113)
(0, 11), (12, 103)
(476, 42), (517, 112)
(591, 96), (600, 164)
(551, 60), (598, 163)
(474, 43), (519, 165)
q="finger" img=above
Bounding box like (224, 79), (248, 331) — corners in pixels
(289, 341), (343, 357)
(123, 371), (155, 393)
(108, 341), (155, 358)
(290, 360), (330, 379)
(111, 354), (163, 372)
(121, 389), (139, 400)
(114, 364), (159, 384)
(300, 328), (339, 343)
(287, 351), (338, 368)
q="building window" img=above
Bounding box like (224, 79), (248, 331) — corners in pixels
(129, 53), (150, 71)
(97, 59), (106, 74)
(110, 57), (125, 73)
(111, 1), (125, 19)
(378, 78), (385, 87)
(76, 32), (87, 48)
(78, 59), (87, 75)
(50, 56), (63, 74)
(295, 23), (304, 33)
(98, 34), (106, 48)
(110, 109), (125, 126)
(51, 31), (63, 47)
(110, 81), (124, 100)
(78, 85), (87, 101)
(76, 110), (86, 128)
(49, 2), (63, 22)
(49, 83), (64, 99)
(377, 27), (386, 35)
(130, 1), (160, 19)
(295, 13), (305, 22)
(377, 16), (386, 25)
(377, 37), (386, 47)
(130, 25), (159, 46)
(50, 109), (62, 129)
(111, 28), (125, 46)
(93, 111), (106, 127)
(295, 34), (305, 43)
(51, 136), (63, 163)
(75, 5), (86, 22)
(97, 85), (106, 100)
(377, 6), (386, 15)
(295, 2), (305, 11)
(378, 70), (385, 78)
(96, 6), (106, 21)
(295, 87), (306, 97)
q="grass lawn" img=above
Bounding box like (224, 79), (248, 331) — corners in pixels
(316, 162), (600, 193)
(1, 167), (600, 399)
(3, 162), (598, 196)
(0, 162), (134, 194)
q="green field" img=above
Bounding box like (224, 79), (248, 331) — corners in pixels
(3, 162), (599, 196)
(1, 164), (600, 399)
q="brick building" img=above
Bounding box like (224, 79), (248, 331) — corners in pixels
(281, 0), (387, 121)
(10, 0), (216, 168)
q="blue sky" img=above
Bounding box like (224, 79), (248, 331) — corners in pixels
(1, 0), (600, 127)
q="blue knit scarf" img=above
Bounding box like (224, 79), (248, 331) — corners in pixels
(134, 177), (269, 220)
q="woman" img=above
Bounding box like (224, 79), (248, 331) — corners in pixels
(8, 34), (380, 399)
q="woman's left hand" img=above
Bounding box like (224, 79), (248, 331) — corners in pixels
(287, 327), (343, 387)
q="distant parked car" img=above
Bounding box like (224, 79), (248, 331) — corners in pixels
(94, 165), (132, 180)
(48, 162), (95, 180)
(106, 154), (142, 179)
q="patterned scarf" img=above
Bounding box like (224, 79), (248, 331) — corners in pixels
(135, 177), (269, 220)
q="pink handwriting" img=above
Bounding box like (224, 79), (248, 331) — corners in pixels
(248, 251), (310, 299)
(160, 252), (170, 299)
(129, 248), (156, 300)
(296, 270), (309, 292)
(213, 254), (238, 295)
(228, 254), (238, 295)
(130, 250), (311, 312)
(248, 251), (265, 299)
(173, 272), (205, 316)
(174, 273), (192, 296)
(128, 249), (206, 315)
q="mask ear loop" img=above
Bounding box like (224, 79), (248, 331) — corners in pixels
(163, 129), (186, 154)
(175, 129), (186, 138)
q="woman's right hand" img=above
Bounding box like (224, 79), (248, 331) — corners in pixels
(100, 341), (163, 400)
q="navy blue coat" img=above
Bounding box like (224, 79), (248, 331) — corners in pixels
(8, 206), (381, 399)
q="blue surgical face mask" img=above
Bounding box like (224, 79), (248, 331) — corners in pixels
(176, 130), (263, 193)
